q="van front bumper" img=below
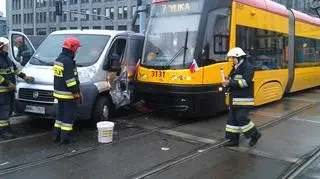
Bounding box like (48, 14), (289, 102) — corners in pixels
(15, 84), (99, 120)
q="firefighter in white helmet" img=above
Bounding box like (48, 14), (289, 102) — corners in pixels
(0, 37), (34, 139)
(222, 47), (261, 147)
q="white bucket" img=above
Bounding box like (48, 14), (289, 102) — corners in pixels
(97, 121), (114, 143)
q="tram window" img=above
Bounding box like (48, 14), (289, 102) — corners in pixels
(294, 37), (319, 67)
(236, 25), (285, 71)
(201, 8), (230, 64)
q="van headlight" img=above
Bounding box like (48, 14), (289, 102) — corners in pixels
(78, 66), (96, 83)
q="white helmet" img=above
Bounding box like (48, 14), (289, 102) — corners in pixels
(0, 37), (9, 48)
(227, 47), (246, 58)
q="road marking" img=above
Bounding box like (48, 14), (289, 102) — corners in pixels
(284, 97), (318, 103)
(290, 118), (320, 125)
(250, 111), (282, 118)
(229, 146), (299, 163)
(159, 129), (217, 144)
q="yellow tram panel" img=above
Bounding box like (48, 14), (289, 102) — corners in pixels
(253, 70), (288, 106)
(234, 2), (289, 34)
(136, 66), (203, 85)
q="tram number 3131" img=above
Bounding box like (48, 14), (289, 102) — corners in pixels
(151, 71), (165, 78)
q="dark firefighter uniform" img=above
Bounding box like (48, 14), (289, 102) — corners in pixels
(225, 58), (261, 147)
(53, 45), (81, 144)
(0, 52), (27, 137)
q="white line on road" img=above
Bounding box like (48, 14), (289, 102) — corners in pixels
(284, 97), (318, 103)
(229, 146), (299, 163)
(159, 129), (217, 144)
(290, 118), (320, 125)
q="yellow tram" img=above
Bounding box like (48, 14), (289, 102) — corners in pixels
(134, 0), (320, 116)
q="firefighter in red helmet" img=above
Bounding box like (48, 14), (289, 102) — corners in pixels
(53, 37), (82, 144)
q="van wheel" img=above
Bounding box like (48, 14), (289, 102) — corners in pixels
(92, 96), (112, 125)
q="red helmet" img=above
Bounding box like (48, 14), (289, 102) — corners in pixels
(63, 37), (81, 53)
(15, 36), (24, 46)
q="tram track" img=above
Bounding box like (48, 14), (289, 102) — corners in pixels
(279, 145), (320, 179)
(0, 102), (316, 177)
(0, 110), (207, 176)
(130, 103), (317, 179)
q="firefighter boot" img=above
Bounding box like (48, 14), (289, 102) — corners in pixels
(224, 140), (239, 147)
(1, 126), (16, 139)
(249, 131), (262, 147)
(60, 130), (77, 144)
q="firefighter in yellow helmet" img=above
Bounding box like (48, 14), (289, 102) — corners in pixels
(53, 37), (82, 144)
(222, 47), (261, 147)
(0, 37), (34, 139)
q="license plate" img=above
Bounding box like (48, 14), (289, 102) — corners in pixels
(151, 71), (165, 78)
(25, 105), (45, 114)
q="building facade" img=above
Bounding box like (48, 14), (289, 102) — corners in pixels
(0, 16), (6, 36)
(7, 0), (151, 35)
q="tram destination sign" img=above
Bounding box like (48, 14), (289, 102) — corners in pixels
(154, 0), (203, 15)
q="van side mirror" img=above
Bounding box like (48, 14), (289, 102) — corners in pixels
(103, 54), (121, 72)
(109, 58), (121, 72)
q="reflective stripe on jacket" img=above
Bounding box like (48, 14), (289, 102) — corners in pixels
(53, 48), (80, 100)
(228, 59), (255, 108)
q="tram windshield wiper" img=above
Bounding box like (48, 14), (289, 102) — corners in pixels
(165, 29), (189, 68)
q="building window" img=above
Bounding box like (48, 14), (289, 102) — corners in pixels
(36, 28), (47, 35)
(81, 26), (89, 29)
(60, 12), (68, 22)
(49, 12), (57, 22)
(118, 7), (123, 19)
(36, 0), (47, 7)
(70, 0), (78, 4)
(81, 9), (89, 21)
(24, 28), (33, 35)
(105, 26), (114, 30)
(93, 26), (101, 29)
(70, 27), (78, 29)
(123, 6), (128, 19)
(70, 10), (78, 21)
(92, 8), (101, 20)
(81, 0), (89, 3)
(92, 0), (101, 2)
(105, 7), (114, 20)
(118, 25), (127, 30)
(131, 6), (137, 18)
(105, 8), (110, 18)
(49, 27), (56, 33)
(110, 7), (114, 19)
(60, 27), (67, 30)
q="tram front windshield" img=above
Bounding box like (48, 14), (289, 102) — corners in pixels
(141, 0), (204, 68)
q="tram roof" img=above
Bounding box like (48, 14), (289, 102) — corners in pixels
(236, 0), (320, 26)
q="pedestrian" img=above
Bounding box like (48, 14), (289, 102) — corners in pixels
(0, 37), (34, 139)
(14, 36), (30, 66)
(53, 36), (82, 144)
(222, 47), (262, 147)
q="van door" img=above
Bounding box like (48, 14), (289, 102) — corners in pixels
(103, 36), (130, 109)
(8, 31), (36, 70)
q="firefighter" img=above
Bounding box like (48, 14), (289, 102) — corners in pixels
(53, 37), (82, 144)
(222, 47), (262, 147)
(0, 37), (34, 139)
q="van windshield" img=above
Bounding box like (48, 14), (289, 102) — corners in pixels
(30, 34), (110, 67)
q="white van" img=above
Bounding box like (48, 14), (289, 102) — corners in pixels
(8, 30), (144, 123)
